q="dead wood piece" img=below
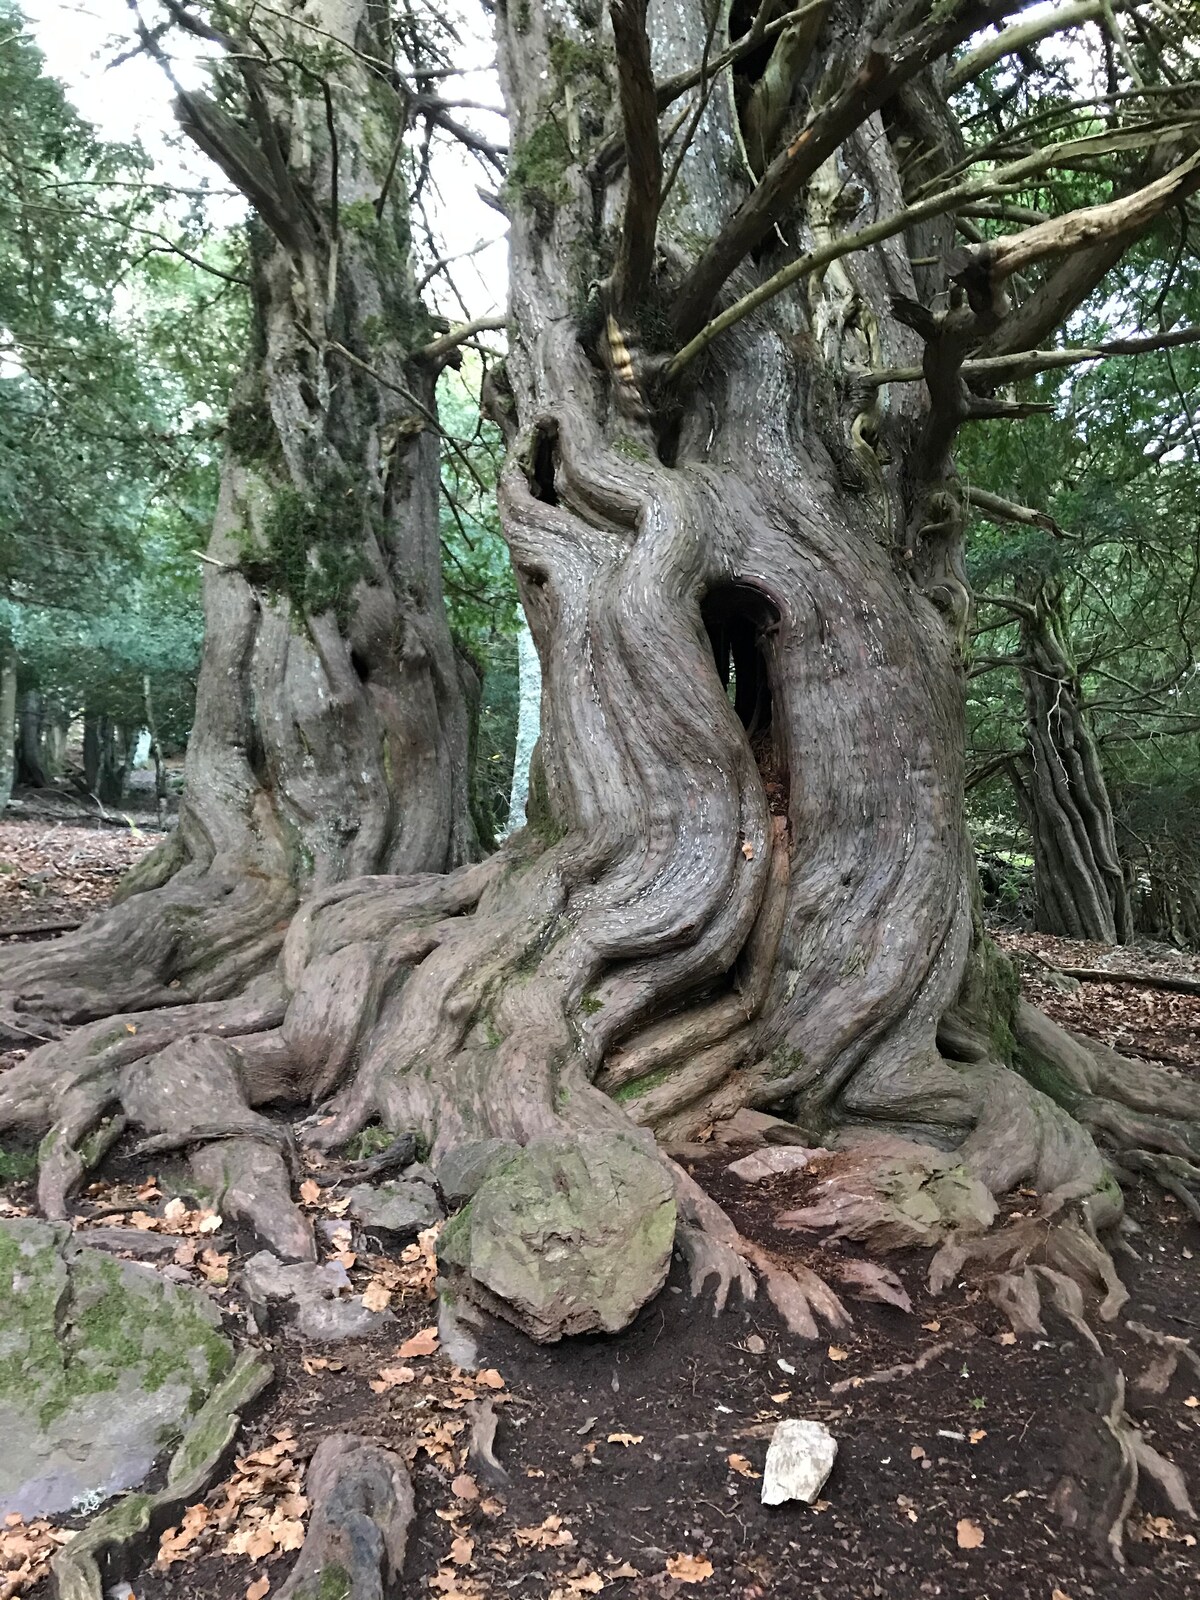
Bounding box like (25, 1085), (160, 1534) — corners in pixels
(830, 1332), (973, 1395)
(277, 1433), (414, 1600)
(466, 1398), (509, 1488)
(1046, 964), (1200, 997)
(52, 1349), (273, 1600)
(0, 917), (84, 939)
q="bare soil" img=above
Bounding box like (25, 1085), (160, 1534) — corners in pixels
(2, 828), (1197, 1600)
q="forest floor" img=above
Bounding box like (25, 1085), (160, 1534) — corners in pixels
(1, 827), (1198, 1600)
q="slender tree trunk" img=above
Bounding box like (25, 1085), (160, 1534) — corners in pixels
(501, 614), (541, 837)
(16, 688), (48, 788)
(0, 0), (477, 1016)
(0, 639), (15, 815)
(81, 710), (102, 797)
(1012, 590), (1131, 943)
(143, 674), (168, 825)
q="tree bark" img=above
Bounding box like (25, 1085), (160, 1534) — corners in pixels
(1011, 589), (1132, 944)
(0, 638), (15, 815)
(16, 688), (48, 788)
(3, 0), (1199, 1346)
(0, 0), (478, 1015)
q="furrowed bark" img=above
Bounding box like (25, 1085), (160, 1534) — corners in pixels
(5, 0), (1199, 1349)
(0, 0), (478, 1020)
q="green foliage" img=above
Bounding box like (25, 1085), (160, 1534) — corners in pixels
(438, 364), (521, 839)
(0, 4), (245, 767)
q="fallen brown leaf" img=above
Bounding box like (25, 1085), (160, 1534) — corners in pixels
(397, 1326), (439, 1358)
(361, 1280), (391, 1312)
(451, 1474), (479, 1500)
(666, 1552), (714, 1583)
(956, 1518), (985, 1549)
(449, 1533), (474, 1565)
(473, 1367), (505, 1389)
(827, 1346), (849, 1362)
(298, 1178), (321, 1205)
(515, 1515), (574, 1550)
(969, 1429), (987, 1445)
(246, 1576), (270, 1600)
(606, 1432), (643, 1446)
(727, 1453), (759, 1479)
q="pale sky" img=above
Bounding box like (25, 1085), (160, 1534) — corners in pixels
(20, 0), (508, 319)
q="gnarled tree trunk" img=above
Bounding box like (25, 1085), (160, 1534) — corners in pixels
(0, 0), (478, 1019)
(4, 0), (1200, 1352)
(1009, 587), (1131, 943)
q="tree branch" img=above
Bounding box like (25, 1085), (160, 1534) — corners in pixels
(945, 0), (1132, 91)
(966, 485), (1063, 535)
(951, 148), (1200, 313)
(669, 0), (1046, 342)
(608, 0), (661, 315)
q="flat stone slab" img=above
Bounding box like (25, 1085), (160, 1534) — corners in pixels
(727, 1147), (825, 1183)
(0, 1216), (233, 1520)
(242, 1251), (394, 1341)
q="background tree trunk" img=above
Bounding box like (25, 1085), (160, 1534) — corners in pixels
(501, 614), (540, 837)
(0, 0), (478, 1016)
(0, 639), (15, 814)
(16, 688), (48, 787)
(1013, 589), (1132, 943)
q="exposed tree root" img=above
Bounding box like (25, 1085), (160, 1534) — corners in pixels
(276, 1434), (414, 1600)
(52, 1350), (273, 1600)
(1094, 1371), (1195, 1565)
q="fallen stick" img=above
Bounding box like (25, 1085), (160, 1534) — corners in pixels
(1043, 964), (1200, 997)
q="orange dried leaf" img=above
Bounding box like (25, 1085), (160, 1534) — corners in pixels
(299, 1179), (321, 1205)
(827, 1346), (849, 1362)
(449, 1534), (474, 1565)
(727, 1453), (758, 1479)
(451, 1474), (479, 1501)
(361, 1280), (392, 1313)
(956, 1518), (985, 1550)
(397, 1326), (439, 1358)
(666, 1552), (714, 1583)
(246, 1577), (270, 1600)
(606, 1432), (642, 1446)
(473, 1368), (504, 1390)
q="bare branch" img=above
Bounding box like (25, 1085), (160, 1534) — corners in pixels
(670, 0), (1048, 342)
(861, 324), (1200, 386)
(608, 0), (661, 314)
(945, 0), (1133, 92)
(662, 122), (1179, 381)
(966, 485), (1064, 535)
(418, 315), (507, 366)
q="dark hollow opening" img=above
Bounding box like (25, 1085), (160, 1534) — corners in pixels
(530, 421), (560, 506)
(702, 582), (788, 818)
(350, 649), (370, 683)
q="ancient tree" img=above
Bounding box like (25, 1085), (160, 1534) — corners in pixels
(0, 0), (482, 1022)
(4, 0), (1200, 1344)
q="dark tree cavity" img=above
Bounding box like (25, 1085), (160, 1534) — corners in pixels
(3, 0), (1200, 1391)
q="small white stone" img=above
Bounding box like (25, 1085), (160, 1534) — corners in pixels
(761, 1420), (838, 1507)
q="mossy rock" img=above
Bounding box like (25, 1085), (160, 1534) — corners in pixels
(0, 1217), (233, 1519)
(438, 1133), (676, 1342)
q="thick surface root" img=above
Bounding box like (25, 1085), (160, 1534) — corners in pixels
(276, 1434), (413, 1600)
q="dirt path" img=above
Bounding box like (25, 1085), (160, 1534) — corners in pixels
(2, 829), (1198, 1600)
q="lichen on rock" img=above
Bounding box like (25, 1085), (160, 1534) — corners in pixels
(0, 1216), (233, 1519)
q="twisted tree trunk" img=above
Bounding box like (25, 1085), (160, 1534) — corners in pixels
(1011, 587), (1131, 943)
(0, 0), (477, 1019)
(3, 0), (1200, 1347)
